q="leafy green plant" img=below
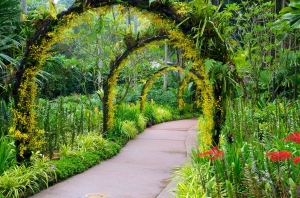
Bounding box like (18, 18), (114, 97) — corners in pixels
(143, 102), (156, 126)
(280, 0), (300, 29)
(153, 106), (172, 123)
(115, 103), (140, 123)
(0, 135), (14, 175)
(36, 95), (103, 155)
(51, 152), (99, 180)
(75, 133), (106, 151)
(0, 155), (56, 198)
(122, 120), (138, 140)
(0, 101), (13, 137)
(147, 89), (177, 107)
(52, 141), (121, 181)
(137, 114), (147, 132)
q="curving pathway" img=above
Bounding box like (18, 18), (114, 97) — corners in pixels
(30, 118), (198, 198)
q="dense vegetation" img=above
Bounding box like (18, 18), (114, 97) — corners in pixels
(1, 0), (300, 197)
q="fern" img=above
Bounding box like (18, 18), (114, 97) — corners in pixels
(204, 58), (216, 74)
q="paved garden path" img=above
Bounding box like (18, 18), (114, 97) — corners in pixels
(30, 118), (198, 198)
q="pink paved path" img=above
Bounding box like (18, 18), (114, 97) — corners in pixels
(30, 119), (198, 198)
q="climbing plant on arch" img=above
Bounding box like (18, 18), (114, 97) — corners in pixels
(139, 65), (203, 112)
(11, 0), (216, 163)
(102, 29), (215, 140)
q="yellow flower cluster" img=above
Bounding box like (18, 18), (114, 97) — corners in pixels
(197, 73), (215, 150)
(174, 2), (190, 15)
(10, 68), (44, 157)
(198, 116), (213, 150)
(168, 30), (197, 59)
(107, 77), (118, 130)
(178, 75), (190, 111)
(140, 70), (162, 111)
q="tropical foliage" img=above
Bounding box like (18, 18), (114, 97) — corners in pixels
(1, 0), (300, 197)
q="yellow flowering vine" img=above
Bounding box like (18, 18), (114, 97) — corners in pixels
(9, 67), (44, 157)
(178, 75), (190, 112)
(168, 30), (215, 150)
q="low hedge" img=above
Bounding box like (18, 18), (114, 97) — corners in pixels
(51, 141), (121, 181)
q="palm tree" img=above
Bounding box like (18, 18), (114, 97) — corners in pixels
(0, 0), (22, 101)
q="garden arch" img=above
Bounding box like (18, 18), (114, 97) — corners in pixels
(12, 1), (215, 163)
(139, 65), (203, 112)
(101, 33), (208, 132)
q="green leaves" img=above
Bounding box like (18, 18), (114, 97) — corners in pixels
(233, 49), (251, 76)
(0, 156), (56, 198)
(0, 0), (22, 68)
(94, 17), (104, 35)
(204, 58), (216, 74)
(279, 0), (300, 29)
(149, 0), (156, 7)
(0, 136), (14, 176)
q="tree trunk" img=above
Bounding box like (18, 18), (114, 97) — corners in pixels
(177, 48), (183, 84)
(163, 43), (168, 91)
(272, 71), (276, 102)
(294, 63), (298, 100)
(97, 35), (103, 90)
(211, 0), (219, 6)
(133, 15), (138, 91)
(21, 0), (27, 15)
(102, 79), (109, 136)
(126, 9), (130, 29)
(213, 83), (222, 146)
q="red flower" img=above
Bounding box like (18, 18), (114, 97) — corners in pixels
(293, 156), (300, 164)
(197, 146), (224, 160)
(265, 151), (292, 162)
(284, 132), (300, 144)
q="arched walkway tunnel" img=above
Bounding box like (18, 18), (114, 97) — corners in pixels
(12, 0), (215, 163)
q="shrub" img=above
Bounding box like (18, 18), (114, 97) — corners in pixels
(115, 103), (140, 123)
(0, 155), (56, 198)
(51, 152), (99, 180)
(147, 89), (177, 107)
(137, 114), (147, 132)
(143, 102), (156, 125)
(153, 106), (172, 123)
(122, 120), (138, 140)
(52, 140), (121, 181)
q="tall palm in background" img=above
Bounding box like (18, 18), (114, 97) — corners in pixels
(0, 0), (23, 102)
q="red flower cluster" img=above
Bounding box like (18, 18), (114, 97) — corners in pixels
(293, 156), (300, 164)
(284, 132), (300, 144)
(197, 146), (224, 160)
(265, 151), (292, 162)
